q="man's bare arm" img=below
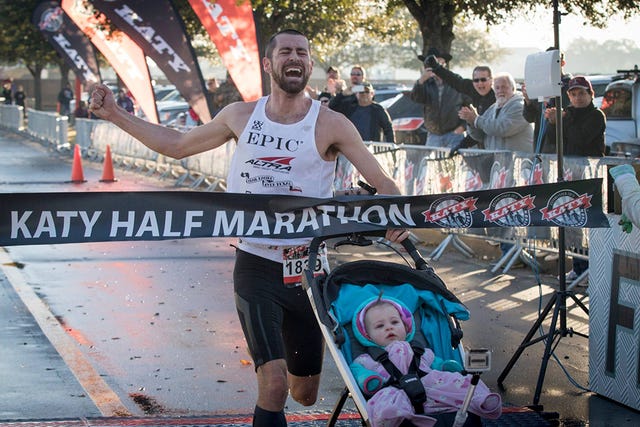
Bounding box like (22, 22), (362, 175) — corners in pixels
(89, 84), (238, 159)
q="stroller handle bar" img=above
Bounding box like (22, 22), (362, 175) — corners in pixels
(307, 231), (430, 271)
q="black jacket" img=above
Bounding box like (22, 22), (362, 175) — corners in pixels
(432, 67), (495, 116)
(410, 77), (469, 136)
(544, 103), (606, 157)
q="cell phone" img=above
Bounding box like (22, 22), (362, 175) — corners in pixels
(352, 84), (364, 93)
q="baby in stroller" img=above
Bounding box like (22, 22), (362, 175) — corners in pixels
(350, 295), (502, 427)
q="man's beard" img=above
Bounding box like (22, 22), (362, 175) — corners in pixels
(496, 95), (511, 107)
(272, 68), (309, 94)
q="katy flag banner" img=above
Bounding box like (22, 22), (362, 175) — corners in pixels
(32, 2), (101, 85)
(0, 179), (608, 247)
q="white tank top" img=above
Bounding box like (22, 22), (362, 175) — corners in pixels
(228, 96), (336, 261)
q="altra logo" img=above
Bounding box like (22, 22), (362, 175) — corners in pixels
(540, 190), (591, 227)
(245, 156), (294, 173)
(422, 196), (477, 228)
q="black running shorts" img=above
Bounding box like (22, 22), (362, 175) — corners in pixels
(233, 249), (324, 376)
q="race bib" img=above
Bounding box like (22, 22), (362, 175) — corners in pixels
(282, 244), (328, 287)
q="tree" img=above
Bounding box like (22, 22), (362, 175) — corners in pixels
(389, 0), (640, 60)
(0, 0), (64, 110)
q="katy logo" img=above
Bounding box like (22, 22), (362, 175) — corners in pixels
(540, 190), (591, 227)
(482, 191), (535, 227)
(38, 6), (64, 32)
(251, 120), (264, 131)
(245, 156), (294, 173)
(422, 196), (477, 228)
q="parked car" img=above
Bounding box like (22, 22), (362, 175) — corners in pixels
(601, 69), (640, 155)
(153, 84), (176, 101)
(379, 91), (428, 145)
(372, 83), (410, 103)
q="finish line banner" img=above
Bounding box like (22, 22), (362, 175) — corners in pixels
(0, 179), (608, 247)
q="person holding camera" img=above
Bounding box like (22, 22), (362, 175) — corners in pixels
(411, 48), (470, 148)
(423, 52), (496, 152)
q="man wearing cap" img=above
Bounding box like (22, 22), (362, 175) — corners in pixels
(348, 82), (395, 143)
(543, 75), (605, 157)
(411, 48), (470, 148)
(323, 66), (343, 96)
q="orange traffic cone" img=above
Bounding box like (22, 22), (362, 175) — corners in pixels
(70, 144), (86, 183)
(100, 145), (117, 182)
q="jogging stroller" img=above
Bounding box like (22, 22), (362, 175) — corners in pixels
(303, 232), (490, 427)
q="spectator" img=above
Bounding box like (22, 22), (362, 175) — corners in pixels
(206, 77), (219, 113)
(459, 72), (533, 153)
(58, 82), (74, 116)
(522, 48), (572, 153)
(2, 80), (12, 105)
(609, 164), (640, 232)
(324, 66), (344, 96)
(459, 72), (533, 260)
(116, 89), (135, 114)
(317, 91), (332, 107)
(544, 76), (606, 283)
(349, 82), (395, 143)
(329, 65), (366, 115)
(425, 55), (496, 150)
(74, 100), (89, 119)
(411, 48), (469, 148)
(212, 72), (242, 114)
(14, 84), (26, 117)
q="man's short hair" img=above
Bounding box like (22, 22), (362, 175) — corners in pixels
(472, 65), (492, 78)
(265, 29), (308, 59)
(350, 65), (366, 79)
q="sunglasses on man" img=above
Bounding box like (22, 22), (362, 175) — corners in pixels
(473, 77), (490, 83)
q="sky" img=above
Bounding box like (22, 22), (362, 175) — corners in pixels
(487, 8), (640, 49)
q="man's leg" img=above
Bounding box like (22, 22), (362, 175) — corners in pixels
(253, 359), (289, 426)
(288, 372), (321, 406)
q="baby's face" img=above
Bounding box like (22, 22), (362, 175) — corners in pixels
(365, 303), (407, 346)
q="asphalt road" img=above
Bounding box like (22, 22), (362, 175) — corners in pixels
(1, 129), (639, 425)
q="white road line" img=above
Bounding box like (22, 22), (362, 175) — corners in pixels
(0, 248), (131, 417)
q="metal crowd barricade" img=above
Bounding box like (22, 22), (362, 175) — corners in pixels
(24, 109), (69, 151)
(74, 118), (100, 154)
(0, 104), (24, 131)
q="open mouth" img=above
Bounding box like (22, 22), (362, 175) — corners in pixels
(284, 66), (303, 78)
